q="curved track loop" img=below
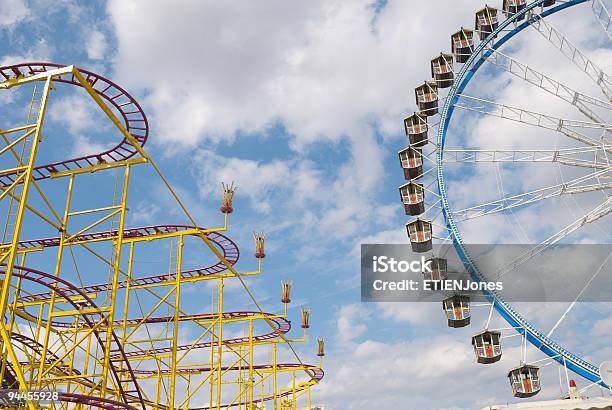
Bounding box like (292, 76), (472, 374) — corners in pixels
(10, 333), (169, 410)
(15, 306), (292, 361)
(11, 332), (77, 376)
(106, 312), (291, 361)
(129, 364), (323, 410)
(10, 334), (322, 410)
(437, 0), (606, 386)
(6, 264), (147, 409)
(58, 393), (138, 410)
(0, 62), (148, 188)
(17, 225), (239, 305)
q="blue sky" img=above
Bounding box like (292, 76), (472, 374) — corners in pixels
(1, 0), (612, 409)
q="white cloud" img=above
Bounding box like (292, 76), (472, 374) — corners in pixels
(377, 302), (441, 327)
(336, 303), (370, 343)
(49, 94), (98, 135)
(0, 38), (52, 66)
(129, 201), (161, 225)
(86, 29), (108, 60)
(592, 314), (612, 337)
(70, 134), (108, 157)
(106, 0), (491, 147)
(0, 0), (29, 26)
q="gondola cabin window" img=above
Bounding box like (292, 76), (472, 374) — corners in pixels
(507, 365), (541, 398)
(442, 295), (470, 327)
(398, 147), (423, 180)
(475, 6), (499, 40)
(405, 219), (432, 252)
(423, 257), (447, 281)
(430, 53), (454, 88)
(414, 81), (439, 116)
(503, 0), (527, 20)
(451, 28), (474, 63)
(471, 330), (502, 363)
(403, 113), (428, 147)
(399, 182), (425, 216)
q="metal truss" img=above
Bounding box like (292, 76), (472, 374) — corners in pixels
(443, 146), (611, 169)
(495, 197), (612, 279)
(454, 94), (610, 147)
(484, 47), (612, 122)
(453, 168), (611, 221)
(591, 0), (612, 41)
(528, 9), (612, 101)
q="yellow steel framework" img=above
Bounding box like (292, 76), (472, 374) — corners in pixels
(0, 63), (324, 410)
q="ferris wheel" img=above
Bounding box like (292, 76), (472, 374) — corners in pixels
(398, 0), (612, 399)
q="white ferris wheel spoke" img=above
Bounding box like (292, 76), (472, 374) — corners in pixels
(590, 0), (612, 42)
(528, 9), (612, 101)
(484, 48), (612, 123)
(454, 94), (610, 147)
(452, 168), (612, 221)
(494, 197), (612, 280)
(443, 146), (611, 169)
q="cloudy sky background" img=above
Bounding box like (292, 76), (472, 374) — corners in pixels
(0, 0), (611, 408)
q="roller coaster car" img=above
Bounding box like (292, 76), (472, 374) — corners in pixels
(508, 364), (541, 398)
(451, 28), (474, 64)
(405, 219), (432, 253)
(475, 5), (499, 40)
(399, 182), (425, 216)
(398, 147), (423, 180)
(423, 257), (447, 281)
(415, 81), (439, 116)
(543, 0), (556, 6)
(443, 295), (470, 328)
(431, 53), (454, 89)
(403, 112), (428, 147)
(503, 0), (527, 21)
(471, 330), (502, 364)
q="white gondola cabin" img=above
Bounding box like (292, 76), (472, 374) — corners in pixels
(405, 219), (432, 253)
(508, 365), (541, 398)
(398, 147), (423, 180)
(451, 28), (474, 64)
(503, 0), (527, 21)
(423, 257), (447, 281)
(403, 113), (428, 147)
(431, 53), (454, 89)
(475, 6), (499, 40)
(471, 330), (502, 364)
(443, 295), (470, 328)
(415, 81), (438, 116)
(399, 182), (425, 216)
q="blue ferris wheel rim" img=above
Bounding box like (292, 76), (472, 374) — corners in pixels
(435, 0), (607, 386)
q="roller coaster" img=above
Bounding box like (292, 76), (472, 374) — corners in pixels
(0, 62), (324, 409)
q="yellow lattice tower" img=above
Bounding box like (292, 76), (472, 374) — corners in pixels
(0, 63), (324, 410)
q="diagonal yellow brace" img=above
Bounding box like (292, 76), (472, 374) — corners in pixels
(0, 326), (36, 410)
(0, 66), (74, 89)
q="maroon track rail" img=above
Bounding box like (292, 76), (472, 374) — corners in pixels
(0, 62), (148, 188)
(106, 311), (291, 361)
(186, 364), (324, 410)
(58, 392), (139, 410)
(7, 265), (146, 410)
(17, 225), (239, 304)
